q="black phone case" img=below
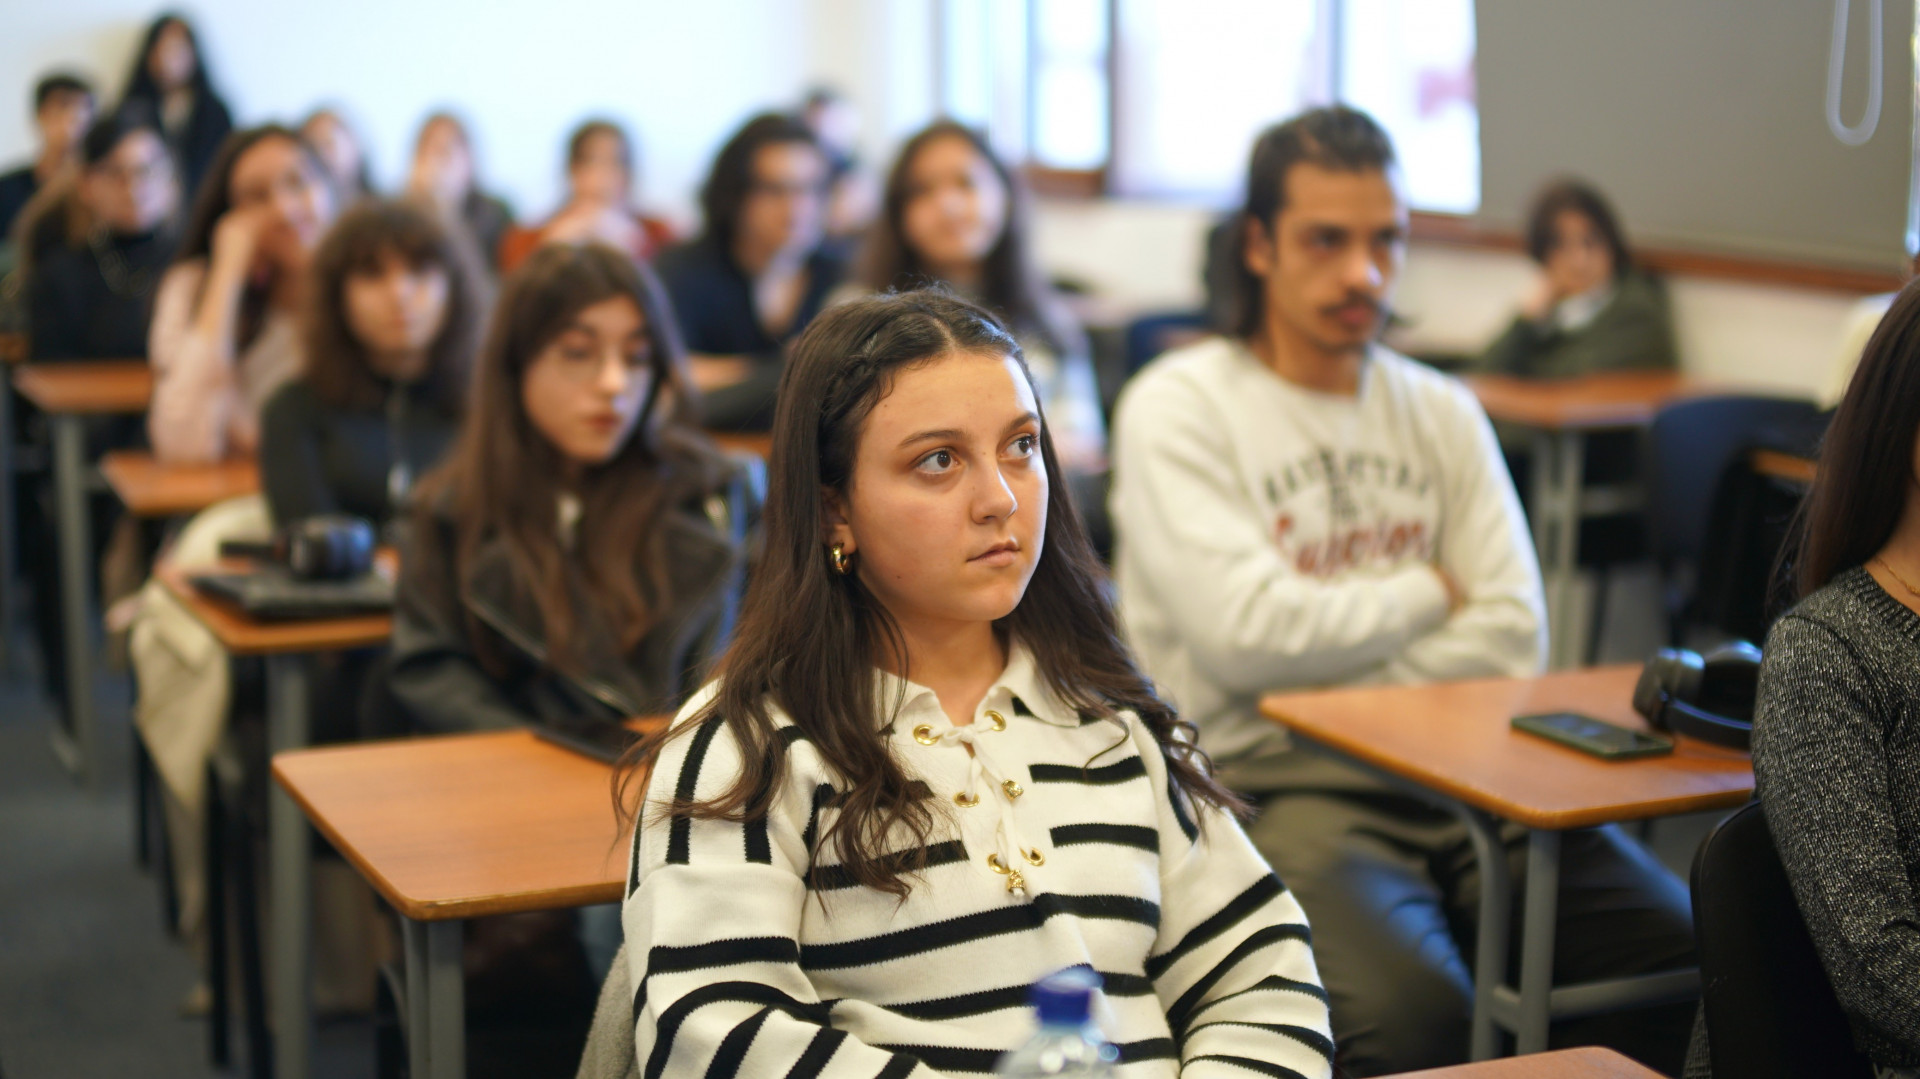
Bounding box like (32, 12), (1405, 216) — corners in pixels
(1512, 712), (1674, 760)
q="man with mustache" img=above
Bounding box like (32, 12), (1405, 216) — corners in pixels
(1109, 107), (1695, 1075)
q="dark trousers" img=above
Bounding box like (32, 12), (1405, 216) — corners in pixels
(1242, 784), (1697, 1077)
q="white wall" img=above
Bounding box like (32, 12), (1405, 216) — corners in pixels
(0, 0), (819, 225)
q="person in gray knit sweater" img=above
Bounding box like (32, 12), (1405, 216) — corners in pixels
(1691, 277), (1920, 1079)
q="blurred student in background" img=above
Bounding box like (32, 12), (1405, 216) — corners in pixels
(1480, 179), (1676, 378)
(300, 106), (375, 207)
(119, 14), (233, 201)
(846, 120), (1104, 473)
(0, 73), (95, 239)
(655, 112), (842, 430)
(406, 111), (515, 272)
(148, 125), (336, 462)
(800, 85), (877, 249)
(261, 198), (486, 530)
(28, 106), (179, 361)
(497, 119), (674, 273)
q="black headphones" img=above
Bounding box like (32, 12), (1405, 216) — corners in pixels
(220, 515), (376, 581)
(1631, 641), (1762, 751)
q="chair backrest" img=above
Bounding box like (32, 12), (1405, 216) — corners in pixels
(1691, 802), (1873, 1079)
(1645, 394), (1817, 569)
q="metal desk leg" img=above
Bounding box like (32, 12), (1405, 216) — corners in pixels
(1515, 829), (1562, 1054)
(0, 369), (15, 673)
(1459, 808), (1512, 1060)
(403, 918), (466, 1079)
(49, 413), (95, 781)
(268, 654), (313, 1079)
(1529, 430), (1585, 670)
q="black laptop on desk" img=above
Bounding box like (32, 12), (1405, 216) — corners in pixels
(190, 566), (395, 621)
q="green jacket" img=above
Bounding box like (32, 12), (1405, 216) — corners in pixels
(1480, 270), (1678, 379)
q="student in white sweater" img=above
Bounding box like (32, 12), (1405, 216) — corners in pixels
(595, 291), (1332, 1079)
(1111, 108), (1696, 1075)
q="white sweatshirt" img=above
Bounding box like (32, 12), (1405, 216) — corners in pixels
(623, 644), (1333, 1079)
(1111, 336), (1546, 764)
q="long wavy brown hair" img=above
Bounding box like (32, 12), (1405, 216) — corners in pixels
(409, 243), (720, 675)
(618, 289), (1243, 897)
(302, 199), (490, 417)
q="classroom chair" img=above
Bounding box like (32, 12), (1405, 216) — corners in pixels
(1690, 802), (1872, 1079)
(1644, 395), (1817, 646)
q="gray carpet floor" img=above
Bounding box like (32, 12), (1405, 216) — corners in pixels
(0, 641), (372, 1079)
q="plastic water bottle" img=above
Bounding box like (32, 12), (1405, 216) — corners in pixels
(995, 968), (1121, 1077)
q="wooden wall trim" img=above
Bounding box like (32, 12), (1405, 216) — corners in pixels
(1409, 211), (1907, 295)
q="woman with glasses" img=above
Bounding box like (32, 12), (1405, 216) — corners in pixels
(653, 112), (845, 431)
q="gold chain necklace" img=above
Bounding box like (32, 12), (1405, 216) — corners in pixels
(1874, 556), (1920, 598)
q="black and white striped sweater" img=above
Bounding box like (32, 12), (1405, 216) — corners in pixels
(619, 645), (1334, 1078)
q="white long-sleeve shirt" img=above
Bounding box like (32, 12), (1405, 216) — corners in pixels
(623, 644), (1333, 1079)
(147, 259), (302, 463)
(1111, 336), (1546, 763)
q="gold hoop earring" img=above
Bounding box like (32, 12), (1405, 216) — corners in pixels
(829, 543), (854, 576)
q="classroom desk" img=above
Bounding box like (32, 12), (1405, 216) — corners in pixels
(1389, 1046), (1663, 1078)
(707, 429), (773, 459)
(1464, 372), (1696, 669)
(1261, 665), (1752, 1060)
(11, 360), (154, 781)
(1749, 447), (1815, 486)
(158, 560), (393, 1079)
(273, 723), (660, 1079)
(101, 450), (260, 518)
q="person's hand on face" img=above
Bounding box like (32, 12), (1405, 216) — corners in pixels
(901, 134), (1008, 279)
(1542, 209), (1612, 304)
(825, 349), (1049, 631)
(520, 296), (655, 468)
(226, 136), (335, 278)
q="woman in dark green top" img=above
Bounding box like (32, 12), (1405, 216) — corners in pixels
(1481, 178), (1677, 378)
(260, 198), (489, 530)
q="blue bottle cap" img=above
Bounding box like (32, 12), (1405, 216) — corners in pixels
(1031, 968), (1102, 1027)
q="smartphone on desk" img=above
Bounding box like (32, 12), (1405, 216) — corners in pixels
(1512, 712), (1673, 760)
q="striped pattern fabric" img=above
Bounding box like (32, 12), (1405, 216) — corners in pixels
(621, 646), (1333, 1078)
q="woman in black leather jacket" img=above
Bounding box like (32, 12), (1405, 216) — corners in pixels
(389, 242), (752, 735)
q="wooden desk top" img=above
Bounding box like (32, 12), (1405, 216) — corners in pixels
(1260, 666), (1753, 830)
(157, 558), (394, 656)
(1390, 1046), (1662, 1078)
(708, 430), (772, 459)
(101, 451), (259, 518)
(274, 723), (665, 921)
(1465, 371), (1693, 431)
(11, 360), (153, 414)
(1751, 447), (1816, 486)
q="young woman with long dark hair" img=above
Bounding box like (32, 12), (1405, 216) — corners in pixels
(848, 120), (1105, 472)
(119, 13), (233, 200)
(388, 242), (749, 736)
(1692, 281), (1920, 1076)
(147, 124), (336, 462)
(260, 198), (488, 528)
(588, 290), (1332, 1079)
